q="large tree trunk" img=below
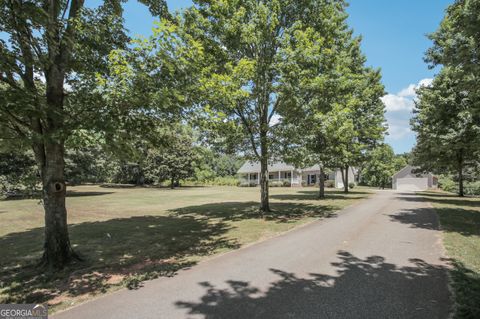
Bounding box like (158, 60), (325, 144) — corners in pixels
(344, 165), (349, 194)
(258, 94), (270, 213)
(38, 62), (78, 269)
(318, 165), (325, 199)
(38, 140), (77, 269)
(259, 153), (270, 213)
(457, 151), (464, 197)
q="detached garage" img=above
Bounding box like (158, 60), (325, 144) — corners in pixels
(392, 165), (437, 191)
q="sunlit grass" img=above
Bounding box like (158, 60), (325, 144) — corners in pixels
(0, 185), (370, 313)
(419, 190), (480, 318)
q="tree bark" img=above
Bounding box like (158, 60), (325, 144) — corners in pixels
(344, 165), (349, 194)
(170, 176), (175, 189)
(39, 140), (77, 269)
(39, 47), (79, 269)
(259, 152), (270, 213)
(318, 165), (325, 199)
(259, 90), (270, 213)
(457, 150), (464, 197)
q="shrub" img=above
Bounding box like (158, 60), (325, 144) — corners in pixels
(301, 180), (307, 187)
(465, 181), (480, 196)
(270, 181), (284, 187)
(238, 181), (257, 187)
(100, 183), (136, 188)
(197, 176), (238, 186)
(438, 175), (457, 193)
(324, 180), (335, 188)
(349, 182), (355, 189)
(283, 180), (291, 187)
(0, 151), (39, 198)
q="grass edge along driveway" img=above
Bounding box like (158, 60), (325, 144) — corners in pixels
(0, 185), (371, 313)
(418, 190), (480, 319)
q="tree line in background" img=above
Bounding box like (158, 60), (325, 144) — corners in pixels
(411, 0), (480, 197)
(0, 129), (243, 196)
(0, 0), (394, 269)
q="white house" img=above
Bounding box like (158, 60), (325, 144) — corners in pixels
(392, 165), (437, 191)
(237, 161), (356, 188)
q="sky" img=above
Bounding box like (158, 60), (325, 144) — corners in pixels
(346, 0), (452, 154)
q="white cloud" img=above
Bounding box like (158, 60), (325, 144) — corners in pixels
(383, 78), (433, 141)
(418, 78), (433, 87)
(381, 94), (415, 112)
(387, 118), (412, 139)
(397, 84), (417, 98)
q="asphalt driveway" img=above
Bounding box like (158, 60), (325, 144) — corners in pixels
(54, 190), (452, 319)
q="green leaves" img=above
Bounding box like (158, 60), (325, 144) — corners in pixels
(361, 144), (398, 188)
(411, 67), (479, 176)
(276, 7), (386, 173)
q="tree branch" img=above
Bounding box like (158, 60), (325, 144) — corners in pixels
(233, 104), (260, 159)
(268, 97), (281, 123)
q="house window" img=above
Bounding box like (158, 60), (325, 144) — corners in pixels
(284, 172), (292, 179)
(269, 174), (275, 179)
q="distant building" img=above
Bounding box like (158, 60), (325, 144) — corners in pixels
(392, 165), (437, 191)
(237, 161), (356, 188)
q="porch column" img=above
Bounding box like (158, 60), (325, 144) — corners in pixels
(278, 171), (281, 181)
(257, 173), (260, 184)
(291, 170), (293, 186)
(248, 173), (250, 183)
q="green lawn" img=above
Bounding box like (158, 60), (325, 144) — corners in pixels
(0, 185), (370, 312)
(418, 191), (480, 319)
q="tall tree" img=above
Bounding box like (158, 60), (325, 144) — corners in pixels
(337, 67), (386, 193)
(277, 30), (386, 196)
(144, 127), (199, 188)
(181, 0), (354, 211)
(0, 0), (169, 269)
(426, 0), (480, 116)
(411, 67), (479, 196)
(361, 144), (397, 189)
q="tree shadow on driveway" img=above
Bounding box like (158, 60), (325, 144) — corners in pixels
(175, 251), (453, 319)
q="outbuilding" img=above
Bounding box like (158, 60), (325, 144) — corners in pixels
(392, 165), (437, 191)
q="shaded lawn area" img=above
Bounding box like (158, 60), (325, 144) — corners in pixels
(0, 185), (370, 313)
(413, 191), (480, 319)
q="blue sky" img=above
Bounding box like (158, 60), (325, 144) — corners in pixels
(102, 0), (452, 154)
(347, 0), (452, 154)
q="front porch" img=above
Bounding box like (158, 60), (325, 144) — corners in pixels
(238, 170), (330, 187)
(238, 170), (301, 186)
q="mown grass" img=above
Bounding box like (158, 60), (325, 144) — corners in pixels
(418, 190), (480, 319)
(0, 185), (370, 313)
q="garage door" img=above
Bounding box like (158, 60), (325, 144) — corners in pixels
(396, 177), (428, 191)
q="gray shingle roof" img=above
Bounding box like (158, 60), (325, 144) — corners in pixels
(392, 165), (434, 178)
(237, 161), (321, 173)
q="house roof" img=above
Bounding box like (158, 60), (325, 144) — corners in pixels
(392, 165), (433, 178)
(237, 161), (321, 173)
(237, 161), (293, 173)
